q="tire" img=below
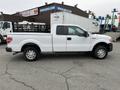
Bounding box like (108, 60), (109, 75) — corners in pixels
(0, 36), (4, 44)
(92, 46), (108, 59)
(23, 47), (39, 61)
(0, 38), (2, 44)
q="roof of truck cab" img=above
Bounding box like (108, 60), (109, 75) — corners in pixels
(53, 24), (87, 31)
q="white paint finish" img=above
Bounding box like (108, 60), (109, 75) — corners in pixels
(7, 24), (112, 53)
(8, 33), (53, 52)
(66, 35), (91, 51)
(53, 35), (67, 52)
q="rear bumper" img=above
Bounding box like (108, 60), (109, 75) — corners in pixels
(6, 47), (12, 52)
(108, 43), (113, 52)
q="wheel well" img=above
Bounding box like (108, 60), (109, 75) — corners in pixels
(21, 43), (41, 52)
(93, 42), (109, 51)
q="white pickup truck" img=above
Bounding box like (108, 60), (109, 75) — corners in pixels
(6, 24), (113, 61)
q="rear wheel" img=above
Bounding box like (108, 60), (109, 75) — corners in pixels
(92, 46), (108, 59)
(23, 47), (39, 61)
(0, 38), (3, 44)
(0, 37), (3, 44)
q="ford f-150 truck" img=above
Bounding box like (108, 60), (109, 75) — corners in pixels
(6, 24), (113, 61)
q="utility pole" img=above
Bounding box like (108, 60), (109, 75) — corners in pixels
(0, 12), (4, 21)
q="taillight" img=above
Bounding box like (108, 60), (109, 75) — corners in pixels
(6, 37), (13, 44)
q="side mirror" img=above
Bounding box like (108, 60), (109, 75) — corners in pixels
(84, 31), (89, 37)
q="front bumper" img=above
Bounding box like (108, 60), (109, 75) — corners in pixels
(6, 47), (12, 52)
(108, 43), (113, 52)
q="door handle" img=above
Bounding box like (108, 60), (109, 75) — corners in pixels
(67, 37), (72, 40)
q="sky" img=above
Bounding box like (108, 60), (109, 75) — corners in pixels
(0, 0), (120, 17)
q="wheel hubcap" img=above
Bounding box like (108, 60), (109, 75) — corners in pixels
(26, 50), (36, 60)
(97, 49), (106, 58)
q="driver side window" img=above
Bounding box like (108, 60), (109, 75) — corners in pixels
(68, 27), (76, 35)
(68, 26), (85, 36)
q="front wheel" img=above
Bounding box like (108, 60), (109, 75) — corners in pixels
(92, 46), (108, 59)
(23, 47), (39, 61)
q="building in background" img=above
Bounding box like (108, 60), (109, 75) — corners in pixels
(16, 2), (89, 25)
(0, 13), (33, 22)
(0, 2), (88, 25)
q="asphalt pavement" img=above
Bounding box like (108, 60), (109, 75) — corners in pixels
(0, 41), (120, 90)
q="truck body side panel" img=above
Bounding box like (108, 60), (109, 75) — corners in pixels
(7, 33), (53, 52)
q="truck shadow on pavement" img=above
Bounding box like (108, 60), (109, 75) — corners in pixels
(0, 43), (6, 46)
(10, 53), (94, 62)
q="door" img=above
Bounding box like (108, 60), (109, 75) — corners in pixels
(2, 22), (12, 36)
(53, 26), (67, 52)
(66, 26), (91, 52)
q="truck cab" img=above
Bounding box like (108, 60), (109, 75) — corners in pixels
(0, 21), (12, 43)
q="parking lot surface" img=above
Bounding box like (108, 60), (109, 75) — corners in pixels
(0, 40), (120, 90)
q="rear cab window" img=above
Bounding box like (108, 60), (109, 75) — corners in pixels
(56, 26), (68, 35)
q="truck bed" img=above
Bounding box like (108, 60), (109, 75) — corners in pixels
(7, 33), (53, 52)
